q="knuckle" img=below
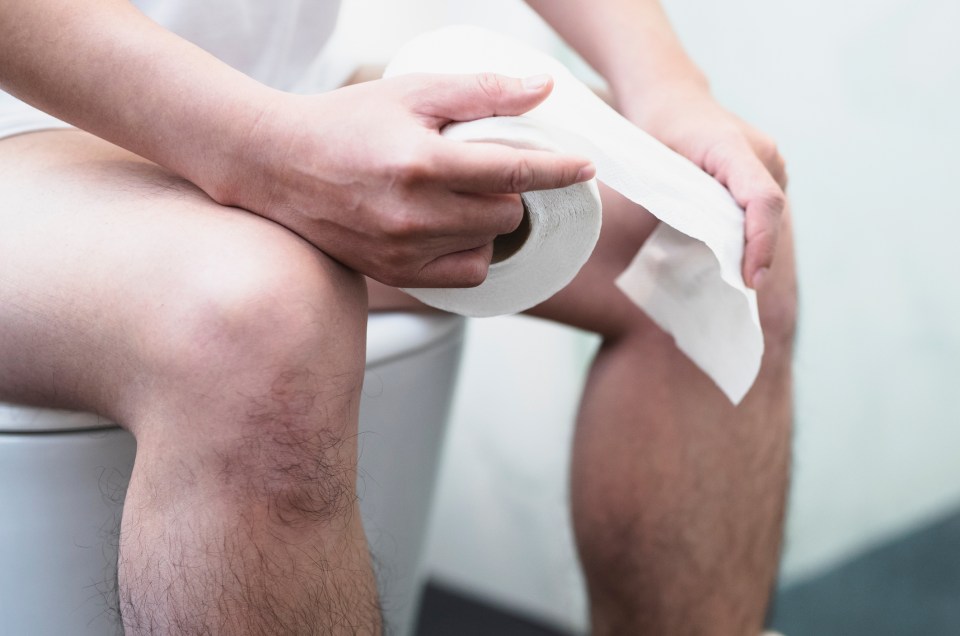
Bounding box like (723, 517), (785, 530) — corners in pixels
(391, 149), (434, 185)
(475, 72), (506, 102)
(750, 131), (787, 175)
(379, 240), (414, 274)
(461, 259), (490, 288)
(767, 189), (787, 213)
(381, 210), (420, 238)
(759, 140), (782, 168)
(397, 73), (430, 101)
(746, 215), (780, 253)
(506, 157), (534, 192)
(702, 138), (738, 174)
(500, 195), (525, 232)
(756, 188), (786, 216)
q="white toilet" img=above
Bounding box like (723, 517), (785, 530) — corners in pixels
(0, 312), (465, 636)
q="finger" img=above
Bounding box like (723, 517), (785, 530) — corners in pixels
(724, 154), (786, 287)
(387, 189), (523, 239)
(405, 72), (558, 124)
(440, 192), (525, 237)
(769, 158), (788, 192)
(413, 242), (496, 288)
(430, 139), (594, 194)
(744, 129), (789, 191)
(376, 192), (520, 275)
(371, 228), (495, 288)
(742, 193), (784, 288)
(752, 138), (789, 191)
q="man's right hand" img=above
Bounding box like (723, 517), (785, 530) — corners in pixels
(1, 1), (591, 288)
(215, 73), (595, 288)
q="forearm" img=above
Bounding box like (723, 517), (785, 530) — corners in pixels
(0, 0), (273, 197)
(525, 0), (708, 104)
(527, 0), (787, 287)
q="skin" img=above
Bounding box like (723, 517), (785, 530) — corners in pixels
(0, 0), (795, 634)
(0, 0), (593, 287)
(526, 0), (789, 288)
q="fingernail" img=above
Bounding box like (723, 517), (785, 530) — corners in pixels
(752, 267), (769, 288)
(523, 74), (550, 90)
(576, 164), (596, 181)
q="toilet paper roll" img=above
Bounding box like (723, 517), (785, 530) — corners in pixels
(403, 116), (602, 318)
(385, 26), (764, 404)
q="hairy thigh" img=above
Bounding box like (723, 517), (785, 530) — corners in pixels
(0, 129), (364, 418)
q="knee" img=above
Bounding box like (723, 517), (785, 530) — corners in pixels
(130, 219), (368, 410)
(124, 223), (367, 522)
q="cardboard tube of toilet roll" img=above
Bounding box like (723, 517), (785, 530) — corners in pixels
(386, 26), (763, 404)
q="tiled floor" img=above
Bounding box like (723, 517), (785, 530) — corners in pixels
(416, 505), (960, 635)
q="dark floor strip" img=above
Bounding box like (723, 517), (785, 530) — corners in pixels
(415, 582), (569, 636)
(771, 506), (960, 636)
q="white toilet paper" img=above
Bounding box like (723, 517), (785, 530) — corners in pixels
(385, 26), (764, 404)
(402, 116), (603, 318)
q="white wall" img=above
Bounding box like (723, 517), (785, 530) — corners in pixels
(333, 0), (960, 630)
(660, 0), (960, 582)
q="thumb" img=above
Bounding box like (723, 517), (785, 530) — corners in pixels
(409, 72), (554, 124)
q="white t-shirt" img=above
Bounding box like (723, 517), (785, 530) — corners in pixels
(0, 0), (346, 139)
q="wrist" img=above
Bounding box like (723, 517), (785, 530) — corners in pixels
(611, 63), (710, 118)
(190, 84), (290, 211)
(614, 72), (714, 132)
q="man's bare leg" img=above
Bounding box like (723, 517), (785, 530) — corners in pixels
(525, 186), (797, 635)
(372, 182), (795, 634)
(0, 130), (381, 634)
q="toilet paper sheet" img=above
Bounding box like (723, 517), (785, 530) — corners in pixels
(385, 26), (763, 404)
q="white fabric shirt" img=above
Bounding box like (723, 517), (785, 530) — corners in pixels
(0, 0), (346, 138)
